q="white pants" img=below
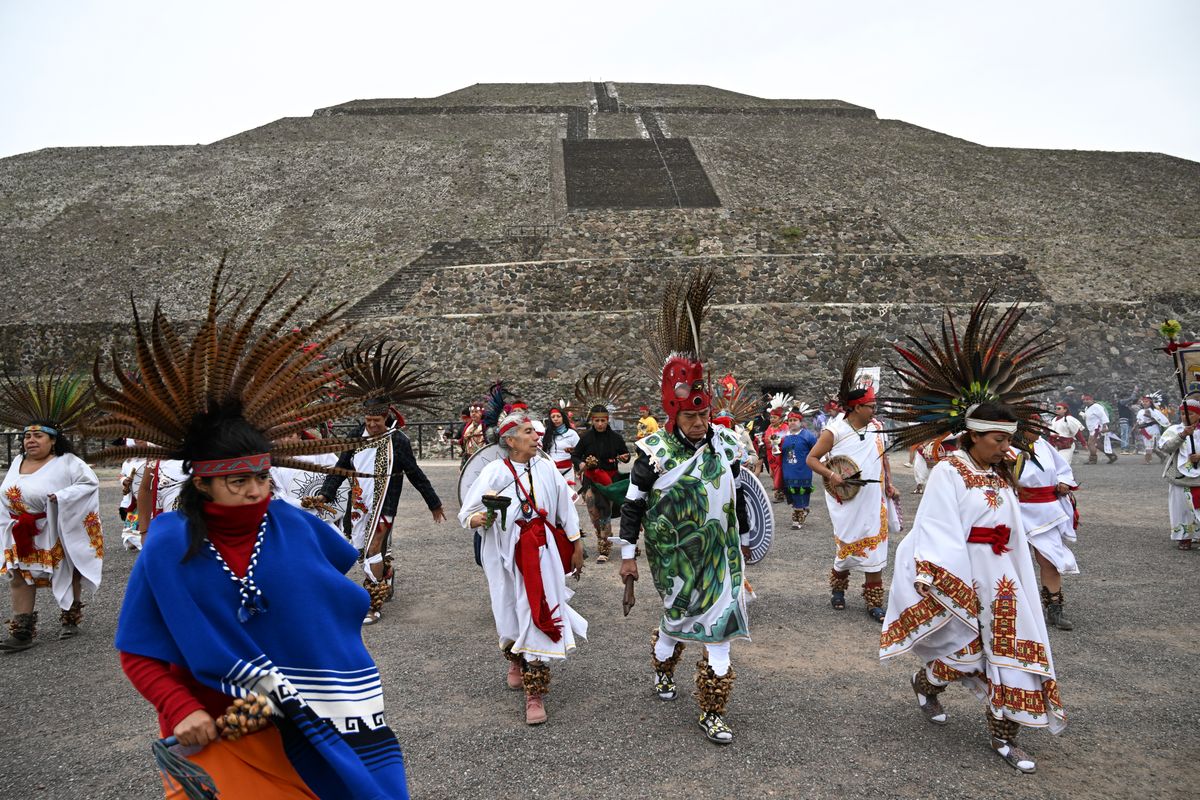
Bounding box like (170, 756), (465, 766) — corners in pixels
(655, 631), (731, 676)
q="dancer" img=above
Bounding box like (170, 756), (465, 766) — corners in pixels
(542, 404), (579, 492)
(779, 406), (817, 529)
(458, 410), (586, 725)
(1082, 392), (1115, 464)
(1134, 394), (1170, 465)
(1047, 402), (1085, 461)
(1016, 432), (1080, 630)
(317, 339), (445, 625)
(619, 270), (751, 745)
(879, 295), (1067, 774)
(96, 266), (411, 798)
(636, 405), (659, 440)
(807, 338), (899, 622)
(763, 395), (791, 502)
(1157, 398), (1200, 550)
(0, 372), (102, 650)
(571, 371), (631, 564)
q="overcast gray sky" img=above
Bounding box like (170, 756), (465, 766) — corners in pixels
(1, 0), (1197, 161)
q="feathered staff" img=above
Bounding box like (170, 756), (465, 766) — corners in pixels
(0, 371), (95, 435)
(87, 257), (368, 474)
(881, 292), (1065, 454)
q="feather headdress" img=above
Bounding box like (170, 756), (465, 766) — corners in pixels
(712, 379), (759, 426)
(881, 292), (1065, 453)
(0, 371), (95, 435)
(767, 392), (794, 415)
(479, 381), (512, 430)
(338, 338), (437, 418)
(647, 269), (717, 431)
(837, 336), (876, 409)
(87, 259), (368, 476)
(574, 369), (634, 418)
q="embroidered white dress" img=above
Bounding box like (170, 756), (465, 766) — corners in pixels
(458, 456), (586, 661)
(821, 416), (899, 573)
(881, 452), (1066, 732)
(1016, 438), (1079, 575)
(0, 454), (103, 609)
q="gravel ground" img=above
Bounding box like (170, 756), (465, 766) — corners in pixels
(0, 456), (1195, 800)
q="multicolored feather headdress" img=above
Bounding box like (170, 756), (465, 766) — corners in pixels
(574, 369), (634, 419)
(647, 269), (716, 431)
(338, 338), (437, 420)
(712, 378), (759, 427)
(87, 259), (368, 476)
(0, 371), (96, 437)
(881, 292), (1066, 453)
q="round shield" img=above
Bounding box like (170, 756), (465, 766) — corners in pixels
(823, 455), (863, 502)
(738, 470), (774, 564)
(456, 444), (560, 504)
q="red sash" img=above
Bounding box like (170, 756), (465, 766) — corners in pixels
(1047, 434), (1074, 450)
(967, 525), (1011, 555)
(1189, 487), (1200, 510)
(554, 459), (572, 471)
(506, 460), (575, 643)
(10, 512), (47, 559)
(583, 467), (617, 487)
(1018, 486), (1060, 503)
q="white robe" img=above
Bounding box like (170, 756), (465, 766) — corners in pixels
(1157, 424), (1200, 541)
(1047, 415), (1084, 460)
(119, 456), (145, 551)
(1135, 407), (1170, 449)
(881, 452), (1065, 733)
(346, 432), (393, 550)
(544, 428), (580, 495)
(0, 454), (103, 609)
(1016, 438), (1079, 575)
(821, 417), (899, 572)
(458, 456), (586, 661)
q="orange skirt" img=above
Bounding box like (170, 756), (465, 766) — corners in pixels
(162, 726), (318, 799)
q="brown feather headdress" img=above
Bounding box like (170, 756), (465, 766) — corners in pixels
(837, 335), (876, 410)
(87, 258), (368, 475)
(337, 338), (437, 418)
(0, 371), (95, 436)
(881, 292), (1066, 453)
(646, 269), (717, 431)
(574, 369), (634, 418)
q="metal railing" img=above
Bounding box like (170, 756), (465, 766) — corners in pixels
(2, 422), (463, 468)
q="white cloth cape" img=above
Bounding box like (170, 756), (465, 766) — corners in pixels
(347, 432), (393, 550)
(270, 453), (346, 533)
(458, 456), (586, 661)
(880, 452), (1065, 732)
(0, 454), (103, 609)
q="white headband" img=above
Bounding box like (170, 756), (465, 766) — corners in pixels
(963, 404), (1018, 434)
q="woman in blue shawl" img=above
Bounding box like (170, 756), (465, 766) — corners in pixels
(90, 265), (415, 800)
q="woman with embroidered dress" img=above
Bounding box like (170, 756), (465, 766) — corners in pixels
(92, 266), (413, 799)
(542, 405), (579, 494)
(879, 296), (1067, 774)
(0, 373), (102, 651)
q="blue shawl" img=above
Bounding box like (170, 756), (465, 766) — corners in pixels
(116, 500), (408, 800)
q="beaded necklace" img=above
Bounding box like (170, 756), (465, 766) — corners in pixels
(207, 513), (270, 623)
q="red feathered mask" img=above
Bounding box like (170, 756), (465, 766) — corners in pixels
(662, 354), (711, 432)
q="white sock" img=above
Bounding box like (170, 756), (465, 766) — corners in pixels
(706, 642), (731, 676)
(654, 631), (681, 662)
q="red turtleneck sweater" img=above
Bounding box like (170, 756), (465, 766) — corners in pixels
(120, 497), (269, 736)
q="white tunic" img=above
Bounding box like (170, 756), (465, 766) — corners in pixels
(1156, 424), (1200, 541)
(821, 416), (897, 572)
(0, 454), (103, 609)
(1016, 438), (1079, 575)
(1135, 407), (1170, 447)
(458, 456), (586, 661)
(1083, 402), (1109, 434)
(1047, 415), (1084, 458)
(881, 451), (1065, 733)
(119, 456), (145, 551)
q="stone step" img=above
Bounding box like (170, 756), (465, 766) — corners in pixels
(563, 138), (720, 209)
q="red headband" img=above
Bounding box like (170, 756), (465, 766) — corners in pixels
(787, 411), (804, 421)
(192, 452), (272, 477)
(846, 386), (876, 408)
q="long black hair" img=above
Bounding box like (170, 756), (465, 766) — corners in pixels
(542, 408), (573, 451)
(24, 418), (75, 456)
(177, 415), (273, 561)
(959, 402), (1020, 489)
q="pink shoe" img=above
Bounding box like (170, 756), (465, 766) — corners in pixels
(506, 661), (523, 690)
(525, 694), (547, 725)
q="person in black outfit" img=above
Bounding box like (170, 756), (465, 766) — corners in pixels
(570, 404), (629, 563)
(317, 408), (445, 622)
